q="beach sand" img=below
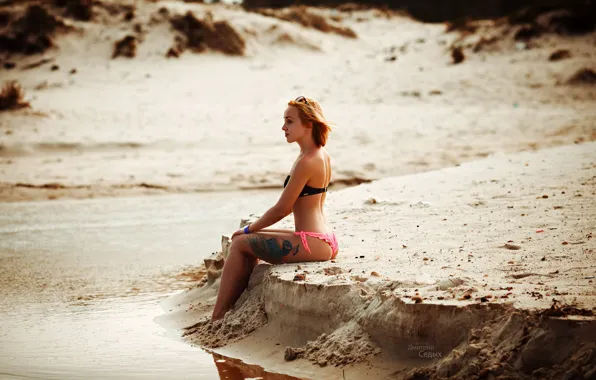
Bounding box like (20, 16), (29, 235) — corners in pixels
(1, 1), (595, 378)
(1, 1), (595, 203)
(159, 141), (595, 379)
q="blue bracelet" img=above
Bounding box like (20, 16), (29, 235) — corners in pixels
(243, 225), (250, 234)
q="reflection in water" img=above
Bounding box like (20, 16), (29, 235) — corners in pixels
(0, 193), (308, 380)
(212, 353), (308, 380)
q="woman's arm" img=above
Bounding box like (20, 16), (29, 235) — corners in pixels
(246, 158), (316, 233)
(245, 207), (290, 232)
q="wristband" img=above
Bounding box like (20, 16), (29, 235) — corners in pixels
(243, 225), (250, 234)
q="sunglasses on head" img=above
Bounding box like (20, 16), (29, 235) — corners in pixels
(295, 96), (310, 105)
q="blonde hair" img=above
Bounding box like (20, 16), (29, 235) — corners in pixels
(288, 97), (333, 147)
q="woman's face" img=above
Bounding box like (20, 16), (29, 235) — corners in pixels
(282, 106), (308, 143)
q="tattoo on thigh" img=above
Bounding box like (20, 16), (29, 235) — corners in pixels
(244, 236), (300, 263)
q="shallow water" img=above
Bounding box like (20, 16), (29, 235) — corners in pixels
(0, 192), (304, 380)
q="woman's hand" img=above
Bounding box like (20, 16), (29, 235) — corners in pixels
(231, 228), (246, 239)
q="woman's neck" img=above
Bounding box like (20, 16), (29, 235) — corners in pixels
(297, 138), (318, 156)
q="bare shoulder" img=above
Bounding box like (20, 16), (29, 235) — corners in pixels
(292, 149), (329, 177)
(294, 153), (319, 174)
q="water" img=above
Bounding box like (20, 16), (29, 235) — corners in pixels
(0, 192), (302, 380)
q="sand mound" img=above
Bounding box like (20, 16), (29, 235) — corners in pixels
(168, 233), (266, 349)
(271, 31), (320, 51)
(548, 48), (571, 61)
(201, 248), (227, 288)
(1, 2), (251, 59)
(112, 34), (137, 58)
(445, 17), (478, 34)
(181, 265), (269, 349)
(513, 24), (541, 41)
(0, 4), (71, 55)
(165, 45), (181, 58)
(52, 0), (134, 22)
(182, 302), (268, 349)
(404, 304), (595, 379)
(567, 68), (596, 85)
(169, 10), (246, 56)
(254, 6), (357, 39)
(92, 1), (136, 23)
(336, 3), (382, 13)
(284, 321), (381, 367)
(177, 254), (596, 374)
(444, 5), (596, 63)
(0, 80), (30, 111)
(52, 0), (93, 21)
(450, 46), (465, 64)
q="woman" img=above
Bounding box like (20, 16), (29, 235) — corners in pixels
(211, 96), (339, 321)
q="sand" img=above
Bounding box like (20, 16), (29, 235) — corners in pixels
(2, 1), (596, 379)
(157, 141), (595, 379)
(1, 1), (595, 203)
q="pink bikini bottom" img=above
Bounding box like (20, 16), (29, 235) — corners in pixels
(294, 231), (339, 259)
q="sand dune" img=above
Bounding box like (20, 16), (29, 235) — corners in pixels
(1, 1), (595, 202)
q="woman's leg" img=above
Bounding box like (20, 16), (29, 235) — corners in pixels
(211, 238), (258, 321)
(211, 231), (332, 320)
(234, 231), (333, 263)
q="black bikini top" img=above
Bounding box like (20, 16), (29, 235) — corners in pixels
(284, 175), (327, 197)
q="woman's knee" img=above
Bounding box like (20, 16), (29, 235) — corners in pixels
(230, 235), (246, 250)
(229, 236), (253, 258)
